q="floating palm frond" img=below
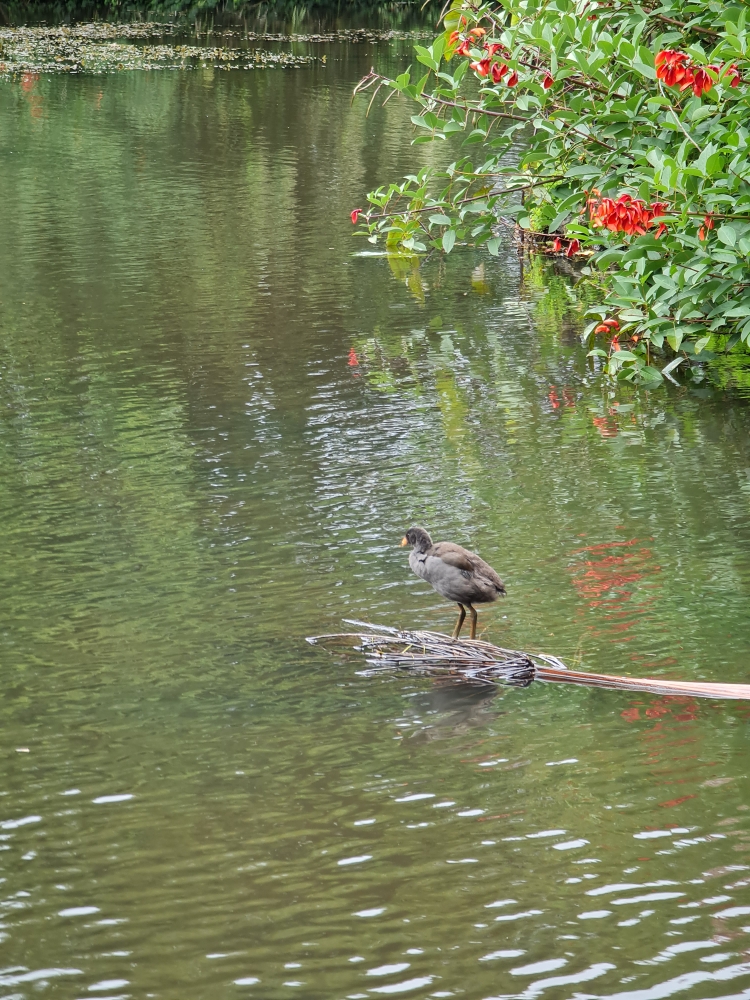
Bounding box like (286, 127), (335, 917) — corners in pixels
(307, 621), (750, 701)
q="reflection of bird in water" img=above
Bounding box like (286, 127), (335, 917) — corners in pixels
(401, 526), (506, 639)
(400, 681), (502, 743)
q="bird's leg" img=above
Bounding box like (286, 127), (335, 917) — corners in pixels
(452, 604), (466, 639)
(468, 605), (478, 640)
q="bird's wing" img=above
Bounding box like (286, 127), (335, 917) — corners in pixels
(431, 542), (475, 573)
(471, 555), (506, 593)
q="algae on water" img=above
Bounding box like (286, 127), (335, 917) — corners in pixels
(0, 22), (432, 75)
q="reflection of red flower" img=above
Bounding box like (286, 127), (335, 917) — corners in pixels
(659, 794), (697, 808)
(21, 72), (38, 91)
(348, 348), (359, 366)
(621, 707), (640, 722)
(570, 538), (657, 608)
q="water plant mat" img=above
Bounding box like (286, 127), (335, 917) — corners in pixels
(307, 621), (750, 701)
(0, 24), (432, 77)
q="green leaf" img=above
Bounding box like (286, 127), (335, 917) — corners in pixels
(442, 229), (456, 253)
(639, 366), (664, 384)
(595, 249), (625, 270)
(717, 224), (737, 246)
(429, 214), (452, 225)
(666, 331), (683, 351)
(548, 192), (586, 234)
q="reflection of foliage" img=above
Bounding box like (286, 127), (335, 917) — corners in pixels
(521, 255), (599, 344)
(705, 346), (750, 393)
(387, 252), (425, 304)
(2, 0), (428, 24)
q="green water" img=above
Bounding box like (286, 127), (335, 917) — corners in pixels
(2, 36), (750, 1000)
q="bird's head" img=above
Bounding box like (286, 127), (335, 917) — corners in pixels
(400, 526), (433, 553)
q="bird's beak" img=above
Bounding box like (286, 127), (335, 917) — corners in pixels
(400, 537), (408, 547)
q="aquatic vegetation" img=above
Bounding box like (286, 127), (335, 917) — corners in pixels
(0, 22), (431, 75)
(0, 23), (314, 72)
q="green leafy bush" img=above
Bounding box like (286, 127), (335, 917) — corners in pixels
(353, 0), (750, 383)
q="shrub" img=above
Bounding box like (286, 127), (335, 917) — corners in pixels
(353, 0), (750, 384)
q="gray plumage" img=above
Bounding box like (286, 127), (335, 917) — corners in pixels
(401, 526), (506, 639)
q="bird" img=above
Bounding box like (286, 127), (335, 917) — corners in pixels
(400, 526), (506, 640)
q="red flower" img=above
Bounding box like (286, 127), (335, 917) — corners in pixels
(655, 222), (667, 239)
(506, 69), (519, 87)
(351, 208), (363, 224)
(455, 39), (472, 57)
(691, 66), (714, 97)
(491, 62), (508, 83)
(552, 236), (562, 252)
(655, 50), (692, 88)
(542, 72), (554, 89)
(656, 50), (738, 97)
(698, 214), (714, 241)
(470, 58), (491, 77)
(566, 238), (581, 257)
(484, 42), (505, 56)
(594, 318), (619, 333)
(588, 193), (670, 236)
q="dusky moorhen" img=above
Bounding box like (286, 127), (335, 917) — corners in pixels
(401, 526), (506, 639)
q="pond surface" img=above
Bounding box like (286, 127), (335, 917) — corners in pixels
(2, 28), (750, 1000)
